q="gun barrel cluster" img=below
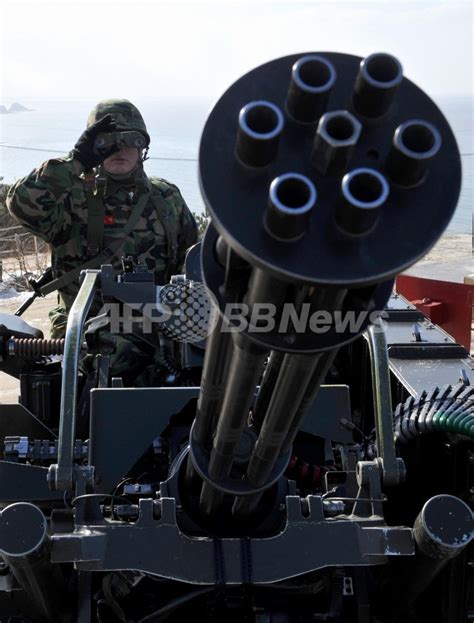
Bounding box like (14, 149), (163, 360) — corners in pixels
(189, 50), (460, 523)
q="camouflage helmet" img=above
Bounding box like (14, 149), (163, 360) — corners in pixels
(87, 99), (150, 146)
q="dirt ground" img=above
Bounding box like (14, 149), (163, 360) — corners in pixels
(420, 233), (471, 263)
(0, 233), (472, 402)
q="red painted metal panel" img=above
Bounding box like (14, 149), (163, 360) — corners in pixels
(396, 275), (474, 351)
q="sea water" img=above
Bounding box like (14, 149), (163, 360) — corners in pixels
(0, 96), (472, 233)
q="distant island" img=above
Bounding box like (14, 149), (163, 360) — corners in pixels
(0, 102), (34, 114)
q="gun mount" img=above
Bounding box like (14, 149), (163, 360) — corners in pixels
(0, 52), (472, 623)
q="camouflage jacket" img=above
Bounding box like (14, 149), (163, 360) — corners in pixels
(6, 153), (198, 308)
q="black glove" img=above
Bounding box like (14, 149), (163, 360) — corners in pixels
(72, 114), (119, 170)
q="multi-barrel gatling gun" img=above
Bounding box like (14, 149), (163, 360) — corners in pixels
(0, 51), (472, 623)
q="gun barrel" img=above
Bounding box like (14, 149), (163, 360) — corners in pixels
(352, 52), (403, 118)
(0, 503), (66, 622)
(389, 495), (473, 615)
(199, 332), (268, 517)
(286, 54), (337, 122)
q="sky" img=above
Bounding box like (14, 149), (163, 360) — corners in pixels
(0, 0), (472, 105)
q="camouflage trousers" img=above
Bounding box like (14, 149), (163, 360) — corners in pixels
(49, 299), (167, 386)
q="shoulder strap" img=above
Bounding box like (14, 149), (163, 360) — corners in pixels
(39, 185), (151, 296)
(84, 173), (106, 258)
(150, 187), (180, 281)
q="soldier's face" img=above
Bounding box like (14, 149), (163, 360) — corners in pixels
(103, 147), (140, 174)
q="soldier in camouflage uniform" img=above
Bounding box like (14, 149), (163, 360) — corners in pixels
(6, 99), (198, 384)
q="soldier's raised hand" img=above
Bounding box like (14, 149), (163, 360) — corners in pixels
(72, 114), (119, 170)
